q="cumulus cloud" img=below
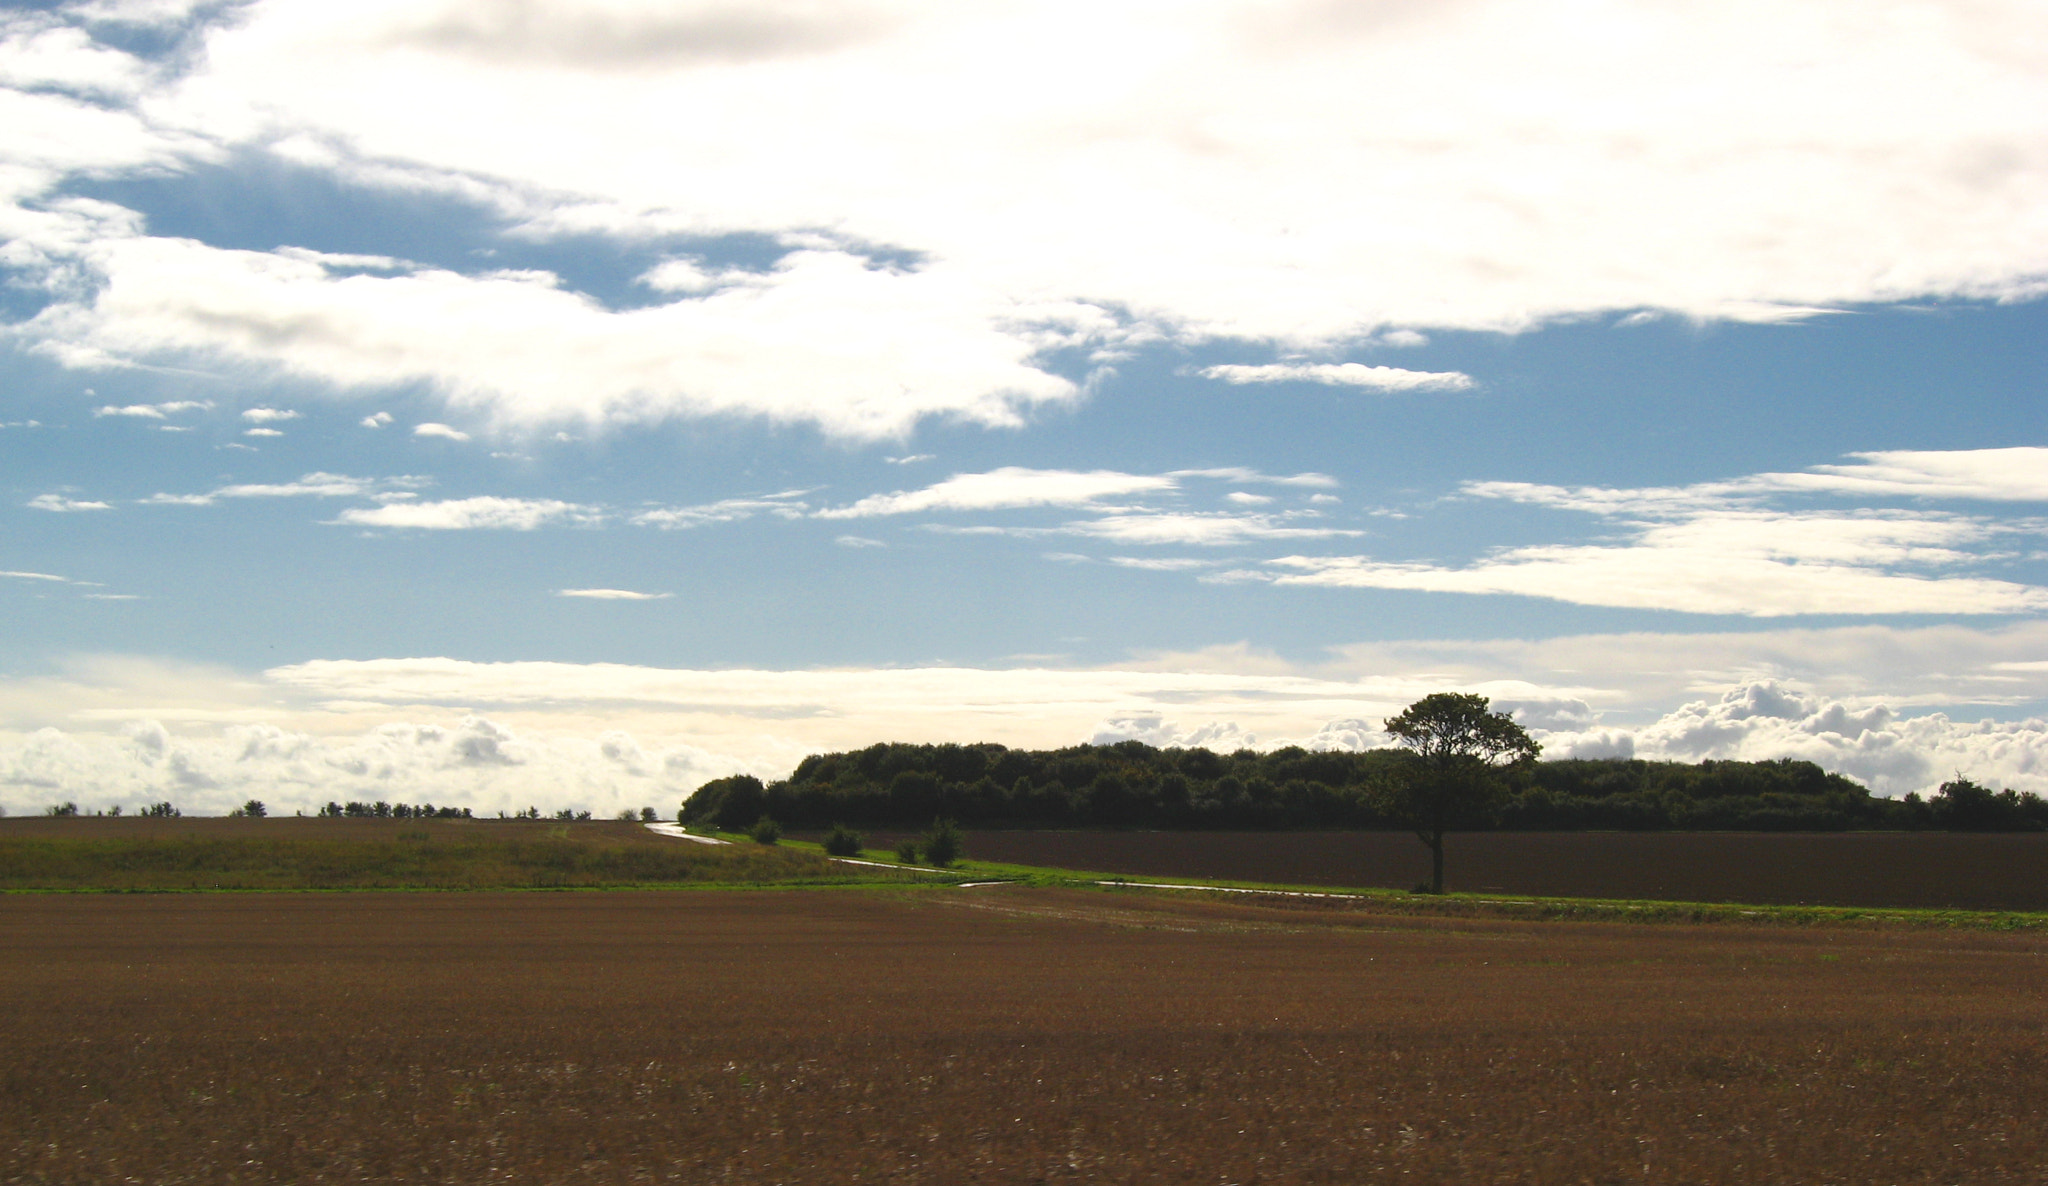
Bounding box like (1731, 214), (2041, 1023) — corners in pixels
(1196, 363), (1475, 391)
(334, 496), (599, 530)
(412, 421), (470, 441)
(4, 1), (2043, 435)
(0, 716), (744, 818)
(361, 411), (392, 427)
(242, 426), (282, 437)
(7, 645), (2048, 812)
(241, 406), (298, 423)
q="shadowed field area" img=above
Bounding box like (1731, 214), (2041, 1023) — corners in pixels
(3, 889), (2044, 1183)
(837, 829), (2048, 910)
(0, 817), (881, 890)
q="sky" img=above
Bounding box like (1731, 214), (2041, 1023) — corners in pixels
(3, 0), (2047, 816)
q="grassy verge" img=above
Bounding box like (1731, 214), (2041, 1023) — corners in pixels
(0, 820), (915, 892)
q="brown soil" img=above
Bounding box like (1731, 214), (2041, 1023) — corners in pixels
(845, 829), (2048, 910)
(3, 889), (2044, 1183)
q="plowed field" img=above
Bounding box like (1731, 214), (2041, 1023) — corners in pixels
(3, 890), (2044, 1183)
(867, 829), (2048, 910)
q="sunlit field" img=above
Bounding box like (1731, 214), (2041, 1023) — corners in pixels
(4, 888), (2043, 1183)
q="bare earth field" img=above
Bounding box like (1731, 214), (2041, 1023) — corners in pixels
(4, 889), (2046, 1183)
(845, 829), (2048, 911)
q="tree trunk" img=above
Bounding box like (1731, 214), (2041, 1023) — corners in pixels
(1428, 830), (1444, 894)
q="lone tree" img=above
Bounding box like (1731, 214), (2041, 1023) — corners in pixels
(1378, 693), (1540, 894)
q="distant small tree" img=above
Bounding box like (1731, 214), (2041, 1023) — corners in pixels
(240, 799), (267, 818)
(46, 802), (79, 817)
(639, 806), (658, 822)
(106, 804), (120, 817)
(749, 816), (783, 845)
(922, 818), (964, 868)
(824, 823), (864, 857)
(142, 801), (180, 818)
(894, 838), (921, 864)
(1377, 693), (1540, 894)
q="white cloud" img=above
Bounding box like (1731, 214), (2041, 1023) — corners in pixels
(1268, 450), (2048, 616)
(241, 406), (299, 423)
(6, 1), (2042, 434)
(27, 493), (111, 512)
(361, 411), (393, 427)
(242, 426), (282, 437)
(1473, 448), (2048, 514)
(93, 400), (209, 419)
(834, 535), (885, 548)
(631, 495), (807, 530)
(1168, 468), (1340, 489)
(145, 472), (379, 505)
(885, 454), (934, 465)
(1269, 514), (2048, 615)
(1224, 491), (1272, 506)
(1108, 556), (1214, 571)
(0, 18), (148, 98)
(413, 421), (470, 441)
(0, 570), (70, 582)
(7, 640), (2048, 812)
(820, 467), (1177, 518)
(557, 588), (671, 600)
(1072, 512), (1362, 547)
(335, 496), (598, 530)
(1196, 363), (1475, 391)
(18, 238), (1084, 442)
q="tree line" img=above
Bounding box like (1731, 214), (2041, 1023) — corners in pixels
(683, 738), (2045, 835)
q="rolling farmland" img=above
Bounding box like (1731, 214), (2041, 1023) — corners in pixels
(4, 888), (2045, 1182)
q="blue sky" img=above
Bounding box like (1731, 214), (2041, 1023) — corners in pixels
(3, 0), (2046, 814)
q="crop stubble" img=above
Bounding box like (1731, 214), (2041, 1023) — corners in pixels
(4, 890), (2045, 1183)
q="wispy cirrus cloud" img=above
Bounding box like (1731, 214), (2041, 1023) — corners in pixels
(1263, 449), (2048, 617)
(819, 467), (1176, 518)
(27, 493), (112, 512)
(1196, 363), (1475, 392)
(93, 400), (210, 419)
(630, 493), (810, 530)
(335, 497), (599, 531)
(557, 588), (670, 600)
(141, 472), (384, 506)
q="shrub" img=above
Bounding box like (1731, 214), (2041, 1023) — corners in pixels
(894, 839), (920, 864)
(749, 816), (783, 845)
(922, 818), (964, 868)
(823, 824), (864, 857)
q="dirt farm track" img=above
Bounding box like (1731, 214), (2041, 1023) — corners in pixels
(6, 889), (2048, 1183)
(901, 829), (2048, 911)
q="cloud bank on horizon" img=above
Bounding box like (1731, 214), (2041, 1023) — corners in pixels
(3, 0), (2047, 811)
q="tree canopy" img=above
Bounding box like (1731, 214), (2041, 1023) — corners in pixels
(1377, 694), (1541, 893)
